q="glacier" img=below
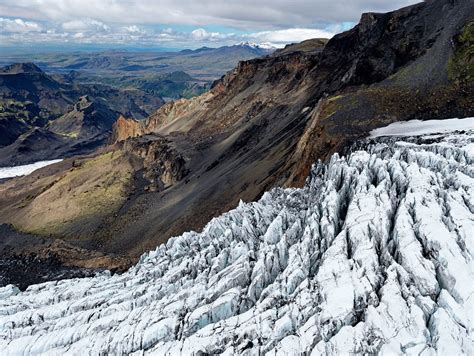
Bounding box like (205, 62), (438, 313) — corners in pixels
(0, 125), (473, 355)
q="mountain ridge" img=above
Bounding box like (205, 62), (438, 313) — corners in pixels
(0, 62), (43, 74)
(0, 63), (164, 165)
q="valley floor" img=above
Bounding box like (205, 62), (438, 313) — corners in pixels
(0, 121), (473, 354)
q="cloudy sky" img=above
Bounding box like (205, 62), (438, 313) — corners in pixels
(0, 0), (419, 50)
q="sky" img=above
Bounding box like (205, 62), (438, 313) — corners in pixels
(0, 0), (420, 50)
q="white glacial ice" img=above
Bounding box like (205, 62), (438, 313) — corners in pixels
(0, 127), (473, 355)
(369, 117), (474, 138)
(0, 159), (62, 180)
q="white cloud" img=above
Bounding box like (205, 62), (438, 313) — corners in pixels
(0, 17), (336, 48)
(0, 17), (42, 32)
(0, 0), (421, 48)
(0, 0), (420, 48)
(62, 19), (109, 32)
(191, 28), (223, 41)
(72, 32), (85, 39)
(0, 0), (419, 29)
(0, 20), (335, 48)
(125, 25), (143, 34)
(247, 28), (335, 47)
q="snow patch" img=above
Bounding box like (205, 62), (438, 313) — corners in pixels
(0, 159), (63, 179)
(237, 41), (276, 50)
(369, 117), (474, 137)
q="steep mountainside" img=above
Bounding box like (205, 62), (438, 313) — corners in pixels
(48, 96), (118, 143)
(0, 0), (472, 278)
(0, 64), (164, 165)
(0, 127), (472, 354)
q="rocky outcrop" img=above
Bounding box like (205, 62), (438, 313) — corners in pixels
(110, 91), (216, 143)
(48, 95), (119, 141)
(109, 116), (143, 143)
(0, 62), (43, 74)
(271, 38), (328, 56)
(120, 136), (188, 192)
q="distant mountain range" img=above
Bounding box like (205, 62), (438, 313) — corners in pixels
(47, 42), (275, 96)
(179, 42), (276, 55)
(0, 42), (275, 86)
(0, 63), (164, 165)
(0, 43), (274, 166)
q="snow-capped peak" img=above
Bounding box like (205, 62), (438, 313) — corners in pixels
(237, 41), (276, 50)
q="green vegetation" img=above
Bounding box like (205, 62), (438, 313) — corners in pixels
(319, 93), (358, 121)
(276, 38), (328, 55)
(16, 151), (133, 237)
(448, 21), (474, 83)
(0, 99), (33, 121)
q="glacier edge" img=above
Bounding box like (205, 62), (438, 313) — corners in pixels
(0, 128), (473, 355)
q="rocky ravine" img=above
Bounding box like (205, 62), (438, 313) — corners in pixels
(0, 63), (164, 166)
(0, 0), (473, 281)
(0, 126), (472, 354)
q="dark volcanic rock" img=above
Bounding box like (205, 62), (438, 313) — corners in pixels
(272, 38), (328, 56)
(0, 254), (98, 291)
(0, 224), (132, 290)
(0, 62), (44, 74)
(121, 135), (188, 191)
(0, 127), (68, 166)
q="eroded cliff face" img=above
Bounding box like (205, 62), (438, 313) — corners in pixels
(120, 136), (188, 191)
(284, 0), (474, 186)
(0, 0), (473, 277)
(112, 0), (473, 174)
(109, 48), (318, 144)
(108, 116), (142, 143)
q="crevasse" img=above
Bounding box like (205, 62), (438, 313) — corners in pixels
(0, 128), (473, 355)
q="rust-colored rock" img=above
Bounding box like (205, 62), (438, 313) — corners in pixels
(109, 115), (143, 143)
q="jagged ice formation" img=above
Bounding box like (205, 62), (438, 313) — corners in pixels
(0, 124), (473, 355)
